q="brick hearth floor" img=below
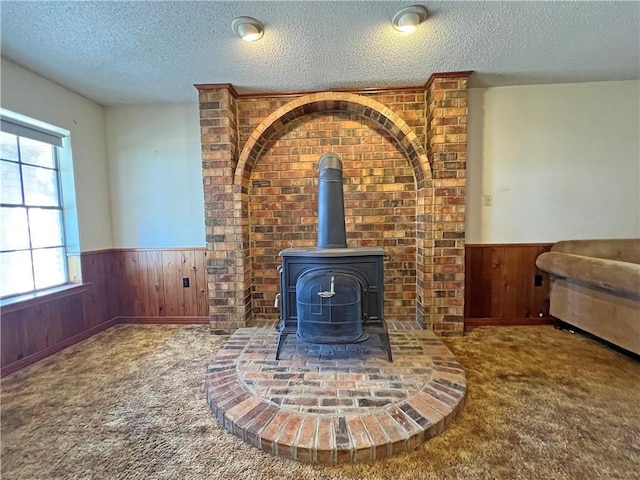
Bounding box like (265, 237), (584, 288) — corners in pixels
(204, 324), (466, 464)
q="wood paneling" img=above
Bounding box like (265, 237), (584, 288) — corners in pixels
(3, 243), (551, 373)
(465, 243), (553, 327)
(116, 248), (208, 318)
(162, 250), (183, 316)
(138, 250), (164, 316)
(1, 286), (88, 370)
(1, 247), (208, 376)
(80, 250), (119, 327)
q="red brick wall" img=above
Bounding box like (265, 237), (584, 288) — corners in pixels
(249, 111), (417, 322)
(198, 79), (469, 335)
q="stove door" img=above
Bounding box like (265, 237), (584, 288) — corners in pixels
(296, 269), (364, 344)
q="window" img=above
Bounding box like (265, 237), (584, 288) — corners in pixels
(1, 112), (71, 299)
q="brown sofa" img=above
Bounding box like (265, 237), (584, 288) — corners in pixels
(536, 239), (640, 355)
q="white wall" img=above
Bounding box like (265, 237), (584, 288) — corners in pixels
(104, 104), (205, 248)
(467, 80), (640, 243)
(8, 62), (631, 250)
(0, 58), (113, 252)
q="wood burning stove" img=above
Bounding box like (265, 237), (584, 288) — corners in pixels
(275, 153), (392, 361)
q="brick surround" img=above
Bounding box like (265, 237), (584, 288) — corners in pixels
(197, 73), (470, 336)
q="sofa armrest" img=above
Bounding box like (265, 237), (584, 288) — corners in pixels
(551, 239), (640, 264)
(536, 252), (640, 296)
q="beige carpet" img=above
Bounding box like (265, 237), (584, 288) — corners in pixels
(1, 324), (638, 480)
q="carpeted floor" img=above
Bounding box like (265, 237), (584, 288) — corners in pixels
(1, 324), (638, 480)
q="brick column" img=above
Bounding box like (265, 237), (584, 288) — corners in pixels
(197, 85), (244, 334)
(425, 73), (471, 335)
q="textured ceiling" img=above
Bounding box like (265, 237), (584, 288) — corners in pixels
(1, 1), (639, 105)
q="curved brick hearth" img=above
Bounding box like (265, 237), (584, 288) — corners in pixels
(204, 327), (466, 464)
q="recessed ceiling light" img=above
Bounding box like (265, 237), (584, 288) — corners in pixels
(392, 6), (428, 32)
(232, 17), (264, 42)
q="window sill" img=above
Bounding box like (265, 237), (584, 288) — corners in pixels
(0, 283), (90, 314)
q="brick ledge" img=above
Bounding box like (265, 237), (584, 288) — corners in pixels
(204, 327), (466, 464)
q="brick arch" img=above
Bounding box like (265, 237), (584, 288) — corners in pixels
(231, 91), (434, 330)
(233, 92), (431, 188)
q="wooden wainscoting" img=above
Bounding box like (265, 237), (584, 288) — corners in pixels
(114, 248), (208, 322)
(1, 250), (119, 376)
(1, 247), (208, 377)
(465, 243), (553, 327)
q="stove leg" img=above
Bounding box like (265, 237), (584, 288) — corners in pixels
(275, 331), (288, 360)
(379, 332), (393, 362)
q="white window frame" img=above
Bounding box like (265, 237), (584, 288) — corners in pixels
(1, 108), (80, 303)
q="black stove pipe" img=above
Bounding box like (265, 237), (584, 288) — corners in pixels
(317, 153), (347, 249)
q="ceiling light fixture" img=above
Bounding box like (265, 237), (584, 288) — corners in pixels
(392, 5), (427, 32)
(232, 16), (264, 41)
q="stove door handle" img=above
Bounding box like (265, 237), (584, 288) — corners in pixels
(318, 276), (336, 298)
